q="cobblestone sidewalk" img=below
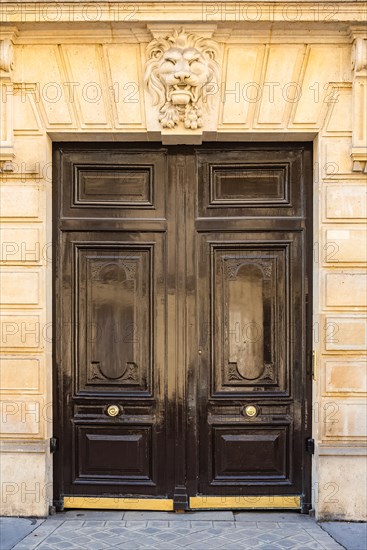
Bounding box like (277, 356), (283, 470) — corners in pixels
(10, 511), (344, 550)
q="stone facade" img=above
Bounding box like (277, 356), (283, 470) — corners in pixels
(0, 1), (366, 520)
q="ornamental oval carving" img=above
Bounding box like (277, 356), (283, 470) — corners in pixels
(144, 29), (220, 130)
(0, 39), (14, 73)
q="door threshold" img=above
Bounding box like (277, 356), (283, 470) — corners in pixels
(63, 495), (300, 511)
(190, 496), (301, 510)
(63, 497), (174, 511)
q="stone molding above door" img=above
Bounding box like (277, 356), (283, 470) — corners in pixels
(4, 22), (365, 148)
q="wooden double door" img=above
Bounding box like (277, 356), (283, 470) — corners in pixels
(53, 143), (312, 512)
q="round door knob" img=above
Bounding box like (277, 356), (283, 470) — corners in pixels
(106, 404), (120, 417)
(243, 405), (258, 418)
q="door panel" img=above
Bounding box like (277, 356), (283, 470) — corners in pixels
(212, 425), (290, 482)
(197, 148), (303, 218)
(75, 242), (154, 395)
(60, 149), (166, 219)
(54, 143), (312, 510)
(206, 237), (294, 395)
(74, 425), (154, 485)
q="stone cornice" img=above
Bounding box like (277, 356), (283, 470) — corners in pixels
(0, 1), (366, 24)
(1, 25), (356, 46)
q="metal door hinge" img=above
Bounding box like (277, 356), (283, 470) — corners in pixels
(306, 438), (315, 455)
(50, 437), (58, 454)
(312, 350), (317, 381)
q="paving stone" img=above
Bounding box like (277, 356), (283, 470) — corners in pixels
(62, 510), (124, 520)
(81, 520), (108, 527)
(299, 543), (325, 549)
(150, 543), (179, 550)
(285, 535), (317, 545)
(214, 521), (236, 528)
(151, 530), (182, 541)
(123, 510), (233, 521)
(187, 523), (215, 531)
(104, 520), (127, 527)
(116, 543), (143, 550)
(258, 532), (290, 542)
(146, 520), (170, 527)
(235, 513), (310, 522)
(109, 527), (131, 535)
(167, 526), (192, 533)
(223, 529), (251, 542)
(256, 522), (281, 530)
(124, 521), (148, 529)
(234, 522), (258, 529)
(274, 538), (304, 549)
(187, 520), (213, 527)
(278, 522), (309, 529)
(81, 542), (113, 550)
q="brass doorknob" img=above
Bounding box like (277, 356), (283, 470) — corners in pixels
(106, 404), (120, 417)
(243, 405), (258, 418)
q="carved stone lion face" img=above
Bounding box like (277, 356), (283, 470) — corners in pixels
(158, 46), (214, 106)
(145, 30), (219, 129)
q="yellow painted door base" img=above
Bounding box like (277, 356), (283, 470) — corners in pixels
(190, 496), (301, 510)
(64, 495), (300, 511)
(63, 496), (174, 511)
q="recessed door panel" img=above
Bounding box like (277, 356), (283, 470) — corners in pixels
(77, 167), (153, 206)
(197, 148), (303, 218)
(75, 244), (153, 395)
(59, 149), (166, 219)
(74, 425), (154, 485)
(212, 425), (290, 483)
(209, 242), (292, 395)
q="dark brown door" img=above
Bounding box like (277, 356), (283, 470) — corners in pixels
(193, 148), (312, 508)
(53, 143), (312, 510)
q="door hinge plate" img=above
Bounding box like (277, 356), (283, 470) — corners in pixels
(306, 437), (315, 455)
(50, 437), (58, 454)
(312, 350), (317, 381)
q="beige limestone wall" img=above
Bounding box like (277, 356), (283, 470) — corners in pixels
(0, 6), (366, 520)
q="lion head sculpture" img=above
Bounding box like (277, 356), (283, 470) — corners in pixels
(144, 29), (220, 130)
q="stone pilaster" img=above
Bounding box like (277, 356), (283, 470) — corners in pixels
(0, 30), (16, 172)
(350, 27), (367, 172)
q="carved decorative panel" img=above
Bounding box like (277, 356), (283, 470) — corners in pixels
(76, 166), (153, 207)
(210, 164), (289, 205)
(197, 148), (303, 218)
(74, 425), (154, 485)
(211, 425), (290, 485)
(76, 245), (153, 395)
(59, 149), (167, 220)
(211, 245), (288, 394)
